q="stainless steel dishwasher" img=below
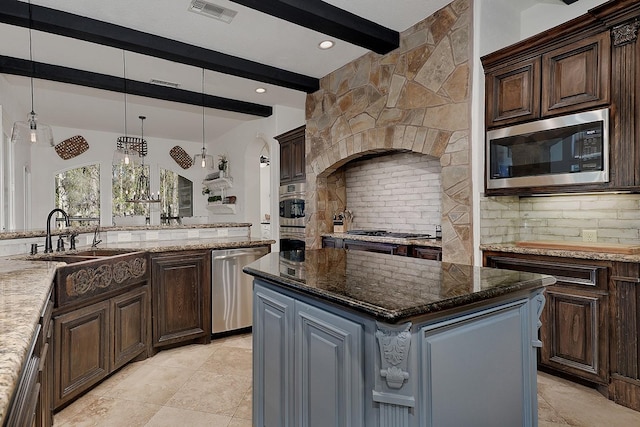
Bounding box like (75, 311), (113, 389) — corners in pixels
(211, 246), (269, 334)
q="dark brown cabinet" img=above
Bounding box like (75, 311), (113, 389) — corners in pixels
(53, 299), (110, 409)
(52, 285), (150, 410)
(483, 31), (610, 130)
(483, 253), (609, 385)
(411, 246), (442, 261)
(541, 32), (610, 117)
(151, 250), (211, 350)
(609, 262), (640, 411)
(485, 57), (541, 127)
(276, 125), (305, 184)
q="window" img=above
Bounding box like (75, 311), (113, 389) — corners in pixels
(55, 164), (100, 227)
(160, 168), (192, 224)
(112, 163), (151, 219)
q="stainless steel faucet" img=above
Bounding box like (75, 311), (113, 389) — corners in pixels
(44, 208), (70, 253)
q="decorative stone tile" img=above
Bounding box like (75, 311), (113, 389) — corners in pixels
(416, 36), (455, 93)
(443, 64), (470, 102)
(451, 26), (470, 64)
(387, 74), (406, 108)
(431, 7), (458, 44)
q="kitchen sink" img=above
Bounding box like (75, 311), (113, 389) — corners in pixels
(32, 249), (149, 307)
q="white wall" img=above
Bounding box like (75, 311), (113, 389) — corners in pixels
(520, 0), (610, 40)
(210, 104), (304, 242)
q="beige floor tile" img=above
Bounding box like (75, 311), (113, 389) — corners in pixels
(143, 406), (233, 427)
(228, 418), (253, 427)
(101, 363), (192, 406)
(54, 395), (160, 427)
(213, 333), (253, 350)
(538, 372), (640, 427)
(538, 395), (570, 425)
(144, 343), (217, 370)
(233, 389), (252, 420)
(200, 347), (252, 378)
(165, 371), (251, 417)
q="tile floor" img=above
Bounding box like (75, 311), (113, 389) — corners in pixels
(53, 333), (640, 427)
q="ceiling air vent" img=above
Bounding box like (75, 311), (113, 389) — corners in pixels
(149, 79), (181, 89)
(188, 0), (237, 23)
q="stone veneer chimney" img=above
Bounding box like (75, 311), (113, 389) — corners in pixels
(304, 0), (473, 265)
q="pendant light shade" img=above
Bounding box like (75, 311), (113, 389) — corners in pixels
(193, 68), (214, 169)
(11, 1), (54, 146)
(113, 50), (144, 165)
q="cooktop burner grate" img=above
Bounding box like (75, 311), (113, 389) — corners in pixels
(347, 230), (435, 239)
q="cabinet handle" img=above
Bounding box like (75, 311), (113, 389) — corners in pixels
(611, 276), (640, 283)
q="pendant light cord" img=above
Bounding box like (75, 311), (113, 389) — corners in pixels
(202, 68), (206, 153)
(123, 50), (128, 136)
(28, 0), (35, 113)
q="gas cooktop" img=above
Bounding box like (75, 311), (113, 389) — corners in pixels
(347, 230), (436, 239)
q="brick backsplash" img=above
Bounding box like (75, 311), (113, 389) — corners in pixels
(481, 194), (640, 245)
(344, 152), (441, 234)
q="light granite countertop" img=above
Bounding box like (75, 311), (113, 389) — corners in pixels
(0, 235), (274, 424)
(480, 243), (640, 263)
(0, 222), (252, 241)
(0, 260), (62, 425)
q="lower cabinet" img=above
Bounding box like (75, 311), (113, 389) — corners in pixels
(5, 293), (53, 427)
(53, 285), (150, 410)
(253, 283), (363, 427)
(483, 252), (609, 385)
(151, 250), (211, 349)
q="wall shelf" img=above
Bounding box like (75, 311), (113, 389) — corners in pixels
(206, 203), (236, 214)
(202, 177), (233, 192)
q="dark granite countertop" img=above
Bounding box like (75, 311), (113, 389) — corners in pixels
(243, 249), (554, 323)
(322, 232), (442, 248)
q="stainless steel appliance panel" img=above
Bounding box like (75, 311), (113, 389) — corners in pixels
(279, 182), (306, 227)
(211, 246), (269, 334)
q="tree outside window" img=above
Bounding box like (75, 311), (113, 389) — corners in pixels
(55, 164), (100, 227)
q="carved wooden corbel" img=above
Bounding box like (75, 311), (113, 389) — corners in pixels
(612, 20), (640, 47)
(375, 322), (412, 390)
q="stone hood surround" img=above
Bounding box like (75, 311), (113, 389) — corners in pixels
(304, 0), (473, 265)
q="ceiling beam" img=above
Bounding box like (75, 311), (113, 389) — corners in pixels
(228, 0), (399, 54)
(0, 55), (273, 117)
(0, 0), (319, 93)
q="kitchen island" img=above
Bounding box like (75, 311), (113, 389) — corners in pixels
(243, 249), (555, 427)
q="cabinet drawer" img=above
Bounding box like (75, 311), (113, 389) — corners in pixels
(486, 256), (607, 290)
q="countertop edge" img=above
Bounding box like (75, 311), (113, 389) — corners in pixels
(322, 232), (442, 247)
(480, 243), (640, 263)
(243, 263), (553, 324)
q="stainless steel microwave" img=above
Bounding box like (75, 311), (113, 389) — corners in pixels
(486, 108), (609, 190)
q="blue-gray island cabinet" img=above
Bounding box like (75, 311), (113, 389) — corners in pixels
(243, 249), (555, 427)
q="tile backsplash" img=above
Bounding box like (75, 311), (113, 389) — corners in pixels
(344, 152), (442, 234)
(481, 193), (640, 245)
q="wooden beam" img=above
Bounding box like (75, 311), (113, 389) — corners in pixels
(0, 56), (273, 117)
(229, 0), (399, 54)
(0, 0), (319, 93)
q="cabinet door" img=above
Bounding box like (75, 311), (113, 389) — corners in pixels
(291, 137), (306, 182)
(151, 251), (211, 348)
(280, 140), (293, 183)
(253, 283), (295, 427)
(608, 263), (640, 411)
(53, 300), (110, 409)
(540, 287), (608, 384)
(485, 57), (541, 127)
(295, 301), (363, 427)
(541, 32), (610, 116)
(112, 285), (150, 370)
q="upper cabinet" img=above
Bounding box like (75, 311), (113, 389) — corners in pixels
(276, 125), (306, 184)
(484, 32), (610, 129)
(482, 0), (640, 195)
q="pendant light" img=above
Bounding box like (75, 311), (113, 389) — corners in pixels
(193, 68), (214, 169)
(10, 0), (54, 146)
(127, 116), (159, 203)
(113, 51), (143, 166)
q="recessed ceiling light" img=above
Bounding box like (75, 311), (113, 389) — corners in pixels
(255, 87), (266, 94)
(318, 40), (334, 50)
